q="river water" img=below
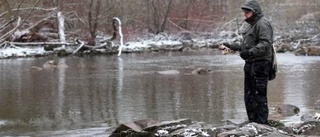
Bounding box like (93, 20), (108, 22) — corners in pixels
(0, 50), (320, 136)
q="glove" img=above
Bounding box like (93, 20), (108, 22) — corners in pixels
(240, 50), (252, 60)
(222, 43), (231, 48)
(219, 44), (228, 50)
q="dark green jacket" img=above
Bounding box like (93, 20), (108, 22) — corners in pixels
(229, 0), (273, 61)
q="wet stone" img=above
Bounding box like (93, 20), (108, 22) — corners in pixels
(226, 119), (248, 127)
(275, 104), (300, 117)
(301, 113), (314, 121)
(144, 118), (192, 132)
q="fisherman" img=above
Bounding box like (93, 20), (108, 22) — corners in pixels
(219, 0), (274, 125)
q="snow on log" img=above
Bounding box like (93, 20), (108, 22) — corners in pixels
(9, 42), (74, 46)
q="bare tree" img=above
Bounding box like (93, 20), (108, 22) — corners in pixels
(1, 0), (320, 43)
(145, 0), (173, 34)
(88, 0), (101, 41)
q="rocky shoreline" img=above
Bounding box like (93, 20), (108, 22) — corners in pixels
(108, 111), (320, 137)
(106, 104), (320, 137)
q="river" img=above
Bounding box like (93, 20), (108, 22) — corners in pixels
(0, 50), (320, 136)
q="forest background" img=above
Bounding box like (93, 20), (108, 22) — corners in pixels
(0, 0), (319, 45)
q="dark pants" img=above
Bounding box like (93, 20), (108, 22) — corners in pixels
(244, 60), (271, 125)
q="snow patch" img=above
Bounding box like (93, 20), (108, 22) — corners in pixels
(0, 47), (45, 58)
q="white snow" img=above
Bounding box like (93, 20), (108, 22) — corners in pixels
(0, 46), (46, 58)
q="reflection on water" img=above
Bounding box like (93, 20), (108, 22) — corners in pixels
(0, 51), (320, 136)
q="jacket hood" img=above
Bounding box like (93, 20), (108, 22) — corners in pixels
(241, 0), (263, 24)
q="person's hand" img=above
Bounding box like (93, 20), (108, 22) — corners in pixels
(240, 50), (252, 60)
(219, 44), (231, 55)
(219, 44), (227, 50)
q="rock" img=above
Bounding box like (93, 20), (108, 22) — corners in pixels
(268, 120), (285, 129)
(264, 132), (292, 137)
(295, 45), (320, 56)
(56, 49), (69, 57)
(274, 41), (292, 53)
(291, 120), (320, 135)
(313, 112), (320, 120)
(30, 66), (43, 71)
(242, 123), (274, 135)
(301, 113), (314, 121)
(42, 60), (68, 69)
(191, 68), (210, 75)
(214, 124), (238, 131)
(171, 122), (219, 137)
(110, 118), (191, 137)
(217, 123), (284, 137)
(157, 70), (180, 75)
(109, 115), (320, 137)
(274, 104), (300, 117)
(43, 60), (57, 69)
(304, 46), (320, 56)
(112, 122), (143, 133)
(144, 118), (191, 132)
(226, 119), (248, 127)
(172, 122), (239, 137)
(179, 46), (193, 52)
(315, 99), (320, 110)
(44, 44), (60, 51)
(110, 118), (158, 137)
(217, 130), (252, 137)
(135, 119), (159, 129)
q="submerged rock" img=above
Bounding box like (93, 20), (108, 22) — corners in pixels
(191, 68), (210, 75)
(42, 60), (68, 69)
(274, 104), (300, 117)
(157, 70), (180, 75)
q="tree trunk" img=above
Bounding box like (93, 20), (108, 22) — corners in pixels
(57, 11), (66, 49)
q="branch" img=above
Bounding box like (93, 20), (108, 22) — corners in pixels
(159, 0), (173, 32)
(0, 7), (57, 18)
(26, 13), (56, 31)
(20, 0), (41, 26)
(72, 39), (85, 55)
(0, 17), (21, 44)
(169, 17), (220, 23)
(0, 17), (16, 32)
(99, 18), (118, 43)
(168, 18), (187, 31)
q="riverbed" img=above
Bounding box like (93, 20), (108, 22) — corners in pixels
(0, 50), (319, 136)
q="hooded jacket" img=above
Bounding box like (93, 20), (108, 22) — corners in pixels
(229, 0), (273, 62)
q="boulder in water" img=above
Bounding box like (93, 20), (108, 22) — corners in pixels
(274, 104), (300, 117)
